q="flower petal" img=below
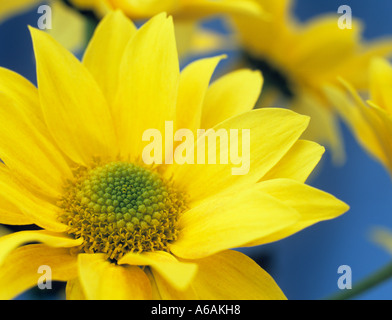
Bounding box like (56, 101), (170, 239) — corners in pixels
(114, 13), (180, 160)
(176, 55), (224, 133)
(77, 253), (152, 300)
(170, 186), (299, 260)
(0, 231), (83, 267)
(118, 250), (197, 291)
(0, 67), (72, 198)
(0, 244), (77, 300)
(30, 27), (117, 165)
(172, 108), (309, 204)
(83, 10), (137, 104)
(154, 250), (286, 300)
(369, 57), (392, 114)
(201, 69), (263, 129)
(261, 140), (324, 183)
(0, 166), (68, 232)
(244, 178), (349, 246)
(66, 278), (86, 300)
(179, 0), (264, 19)
(47, 1), (87, 53)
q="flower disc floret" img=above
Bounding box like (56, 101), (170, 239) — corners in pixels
(59, 162), (187, 261)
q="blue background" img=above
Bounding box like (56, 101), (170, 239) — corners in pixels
(1, 0), (392, 300)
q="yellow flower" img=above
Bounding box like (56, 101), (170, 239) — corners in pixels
(0, 11), (348, 300)
(231, 0), (392, 163)
(0, 0), (262, 57)
(326, 57), (392, 175)
(372, 227), (392, 255)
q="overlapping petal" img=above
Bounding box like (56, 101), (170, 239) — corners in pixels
(77, 253), (152, 299)
(153, 250), (286, 300)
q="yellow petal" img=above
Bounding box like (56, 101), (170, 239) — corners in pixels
(0, 230), (83, 267)
(176, 55), (225, 133)
(114, 13), (180, 160)
(324, 83), (388, 167)
(245, 178), (349, 246)
(261, 139), (325, 183)
(365, 101), (392, 170)
(290, 16), (362, 75)
(47, 1), (87, 53)
(371, 227), (392, 255)
(66, 278), (86, 300)
(0, 166), (67, 232)
(0, 244), (78, 300)
(0, 0), (41, 21)
(0, 177), (34, 226)
(83, 10), (137, 104)
(369, 57), (392, 114)
(70, 0), (111, 17)
(179, 0), (265, 20)
(170, 186), (299, 260)
(292, 91), (345, 165)
(201, 69), (263, 129)
(108, 0), (178, 19)
(78, 253), (152, 300)
(30, 27), (117, 165)
(0, 67), (72, 199)
(154, 250), (286, 300)
(118, 250), (197, 291)
(172, 108), (309, 204)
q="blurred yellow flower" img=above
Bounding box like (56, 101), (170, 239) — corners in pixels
(372, 227), (392, 255)
(0, 11), (348, 299)
(326, 58), (392, 175)
(231, 0), (392, 163)
(0, 0), (263, 56)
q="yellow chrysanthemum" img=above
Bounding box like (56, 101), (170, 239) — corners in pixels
(230, 0), (392, 163)
(326, 57), (392, 175)
(0, 0), (262, 57)
(0, 11), (348, 300)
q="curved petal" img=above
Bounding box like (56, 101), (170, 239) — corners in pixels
(66, 277), (86, 300)
(109, 0), (178, 19)
(171, 108), (310, 204)
(170, 186), (299, 260)
(0, 166), (67, 232)
(83, 10), (137, 104)
(369, 58), (392, 114)
(324, 83), (388, 167)
(0, 67), (72, 198)
(0, 244), (77, 300)
(0, 230), (82, 268)
(118, 250), (197, 291)
(290, 16), (362, 74)
(30, 27), (117, 165)
(176, 55), (225, 133)
(154, 250), (286, 300)
(261, 140), (324, 183)
(0, 192), (33, 226)
(47, 1), (87, 53)
(114, 13), (180, 160)
(77, 253), (152, 300)
(243, 178), (349, 247)
(201, 69), (263, 129)
(178, 0), (264, 20)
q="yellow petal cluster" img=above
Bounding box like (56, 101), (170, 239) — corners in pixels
(0, 11), (349, 299)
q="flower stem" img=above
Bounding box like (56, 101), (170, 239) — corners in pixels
(327, 261), (392, 300)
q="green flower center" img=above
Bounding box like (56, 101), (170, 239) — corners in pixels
(59, 162), (187, 261)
